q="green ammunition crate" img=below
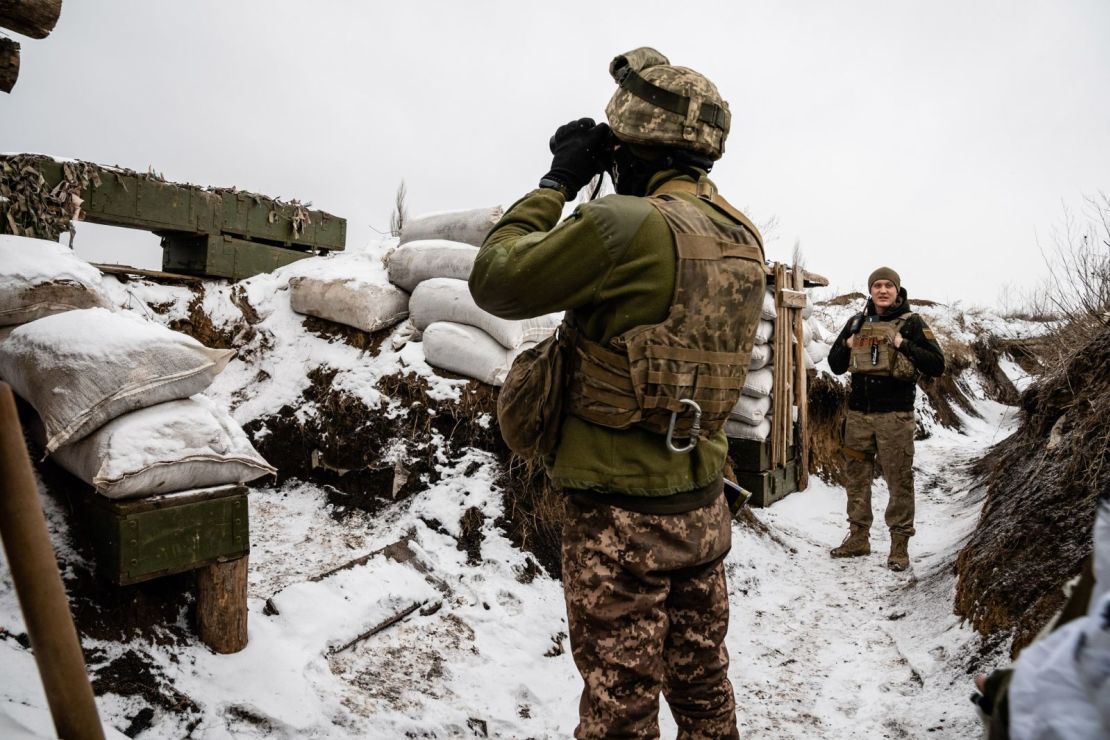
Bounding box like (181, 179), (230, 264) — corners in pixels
(79, 485), (249, 586)
(162, 233), (312, 280)
(736, 459), (799, 508)
(728, 438), (796, 473)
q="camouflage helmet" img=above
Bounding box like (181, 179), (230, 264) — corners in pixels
(605, 47), (731, 159)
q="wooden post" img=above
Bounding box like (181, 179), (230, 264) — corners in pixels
(771, 263), (793, 469)
(0, 0), (63, 39)
(793, 264), (811, 490)
(196, 555), (249, 654)
(0, 384), (105, 740)
(0, 38), (18, 93)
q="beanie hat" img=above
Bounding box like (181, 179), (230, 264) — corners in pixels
(868, 266), (901, 292)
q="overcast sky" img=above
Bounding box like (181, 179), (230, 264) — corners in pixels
(3, 1), (1108, 305)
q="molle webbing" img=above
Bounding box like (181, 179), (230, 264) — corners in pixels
(568, 193), (766, 437)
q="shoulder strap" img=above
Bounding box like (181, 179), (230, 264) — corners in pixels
(652, 178), (764, 248)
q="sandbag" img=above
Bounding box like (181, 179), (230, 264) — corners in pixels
(749, 343), (772, 371)
(422, 321), (518, 386)
(410, 278), (558, 350)
(801, 293), (814, 319)
(729, 394), (771, 426)
(51, 395), (275, 499)
(398, 206), (503, 248)
(807, 341), (831, 367)
(0, 235), (111, 326)
(289, 276), (409, 334)
(754, 319), (774, 345)
(386, 239), (479, 292)
(0, 308), (234, 452)
(742, 366), (774, 398)
(725, 417), (771, 441)
(761, 289), (776, 321)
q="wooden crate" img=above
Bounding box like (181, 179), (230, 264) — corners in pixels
(736, 459), (799, 508)
(77, 485), (249, 586)
(161, 233), (312, 280)
(729, 438), (795, 473)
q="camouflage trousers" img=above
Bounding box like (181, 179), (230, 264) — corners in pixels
(843, 409), (916, 537)
(561, 493), (738, 739)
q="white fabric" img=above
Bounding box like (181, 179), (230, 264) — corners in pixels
(806, 316), (825, 342)
(724, 417), (771, 441)
(0, 308), (233, 452)
(742, 366), (774, 398)
(760, 289), (776, 321)
(0, 235), (111, 326)
(410, 278), (558, 350)
(51, 395), (274, 499)
(398, 206), (503, 248)
(1009, 502), (1110, 739)
(801, 293), (814, 319)
(386, 240), (478, 292)
(422, 322), (520, 386)
(807, 340), (831, 367)
(753, 320), (774, 345)
(289, 275), (409, 334)
(749, 343), (772, 370)
(729, 394), (771, 426)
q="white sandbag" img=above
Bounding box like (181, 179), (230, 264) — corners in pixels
(807, 340), (831, 366)
(422, 321), (514, 386)
(725, 417), (771, 441)
(0, 235), (111, 326)
(386, 240), (479, 292)
(410, 277), (558, 349)
(0, 308), (234, 452)
(289, 276), (409, 334)
(761, 289), (776, 321)
(801, 292), (814, 319)
(742, 366), (774, 398)
(754, 320), (774, 345)
(51, 395), (275, 499)
(398, 206), (503, 248)
(806, 315), (825, 342)
(729, 394), (771, 426)
(749, 343), (772, 370)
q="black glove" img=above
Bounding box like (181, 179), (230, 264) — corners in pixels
(541, 118), (612, 197)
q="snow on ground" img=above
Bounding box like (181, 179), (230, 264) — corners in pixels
(0, 258), (1041, 738)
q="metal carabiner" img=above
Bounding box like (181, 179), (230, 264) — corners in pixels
(665, 399), (703, 454)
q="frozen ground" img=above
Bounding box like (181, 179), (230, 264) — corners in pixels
(0, 247), (1038, 738)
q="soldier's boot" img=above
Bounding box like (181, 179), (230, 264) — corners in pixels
(830, 525), (871, 558)
(888, 534), (910, 571)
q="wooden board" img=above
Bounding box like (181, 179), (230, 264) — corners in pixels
(162, 233), (313, 280)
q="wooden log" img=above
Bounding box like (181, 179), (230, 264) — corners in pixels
(0, 38), (18, 94)
(0, 0), (63, 39)
(197, 555), (249, 654)
(792, 265), (811, 490)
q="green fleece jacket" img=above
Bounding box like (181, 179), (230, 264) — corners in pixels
(469, 172), (737, 498)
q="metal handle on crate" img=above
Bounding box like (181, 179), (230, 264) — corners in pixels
(665, 399), (703, 454)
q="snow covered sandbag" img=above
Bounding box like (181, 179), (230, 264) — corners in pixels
(761, 289), (776, 321)
(749, 343), (772, 370)
(51, 395), (275, 499)
(729, 394), (771, 426)
(398, 206), (503, 248)
(386, 240), (478, 292)
(289, 275), (409, 334)
(0, 235), (111, 326)
(807, 341), (831, 367)
(801, 293), (814, 319)
(422, 322), (516, 386)
(742, 366), (774, 398)
(410, 278), (558, 350)
(806, 316), (824, 342)
(754, 320), (774, 345)
(725, 417), (771, 441)
(0, 308), (234, 452)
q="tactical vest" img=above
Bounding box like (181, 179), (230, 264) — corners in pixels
(849, 313), (919, 381)
(567, 184), (766, 439)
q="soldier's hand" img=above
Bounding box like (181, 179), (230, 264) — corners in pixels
(846, 334), (859, 349)
(543, 118), (612, 197)
(893, 332), (903, 348)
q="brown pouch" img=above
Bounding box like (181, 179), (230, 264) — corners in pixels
(497, 320), (576, 459)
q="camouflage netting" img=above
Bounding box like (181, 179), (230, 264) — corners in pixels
(0, 154), (101, 242)
(955, 325), (1110, 656)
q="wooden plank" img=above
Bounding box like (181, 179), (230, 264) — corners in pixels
(93, 262), (206, 285)
(0, 0), (63, 39)
(801, 269), (829, 287)
(793, 265), (811, 491)
(778, 288), (808, 309)
(197, 555), (249, 654)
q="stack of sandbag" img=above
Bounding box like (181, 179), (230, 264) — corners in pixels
(725, 286), (827, 441)
(0, 307), (274, 498)
(386, 206), (561, 386)
(0, 235), (112, 342)
(289, 273), (409, 334)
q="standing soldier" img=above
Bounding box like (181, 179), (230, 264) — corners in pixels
(827, 267), (945, 571)
(470, 48), (765, 739)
